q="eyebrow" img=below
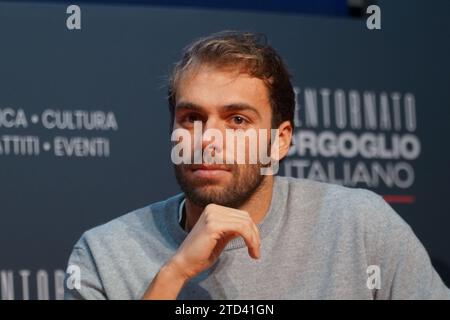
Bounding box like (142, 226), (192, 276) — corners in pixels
(175, 102), (203, 113)
(175, 102), (261, 119)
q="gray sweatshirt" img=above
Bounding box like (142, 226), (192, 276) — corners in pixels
(64, 176), (450, 299)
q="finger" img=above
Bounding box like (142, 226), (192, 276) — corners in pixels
(214, 212), (261, 247)
(252, 223), (261, 246)
(218, 221), (260, 259)
(202, 206), (260, 258)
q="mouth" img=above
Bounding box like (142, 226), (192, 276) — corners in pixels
(190, 164), (232, 179)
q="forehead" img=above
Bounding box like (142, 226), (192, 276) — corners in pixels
(175, 65), (271, 111)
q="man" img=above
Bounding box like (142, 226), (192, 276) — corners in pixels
(64, 31), (450, 300)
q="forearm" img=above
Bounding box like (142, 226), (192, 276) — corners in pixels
(141, 261), (189, 300)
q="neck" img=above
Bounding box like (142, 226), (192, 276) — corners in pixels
(183, 176), (274, 232)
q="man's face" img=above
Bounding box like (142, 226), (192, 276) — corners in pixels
(172, 64), (274, 208)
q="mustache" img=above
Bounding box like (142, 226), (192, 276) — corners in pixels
(183, 164), (233, 171)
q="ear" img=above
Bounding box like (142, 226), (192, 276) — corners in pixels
(276, 120), (293, 161)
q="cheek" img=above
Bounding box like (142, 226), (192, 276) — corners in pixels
(220, 130), (271, 165)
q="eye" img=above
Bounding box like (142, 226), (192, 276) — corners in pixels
(231, 115), (247, 125)
(184, 113), (202, 123)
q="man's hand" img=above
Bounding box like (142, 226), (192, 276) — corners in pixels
(142, 203), (261, 299)
(171, 203), (261, 278)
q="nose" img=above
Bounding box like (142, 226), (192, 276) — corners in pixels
(197, 118), (224, 155)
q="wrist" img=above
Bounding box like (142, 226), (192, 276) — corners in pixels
(163, 256), (191, 284)
(141, 259), (189, 300)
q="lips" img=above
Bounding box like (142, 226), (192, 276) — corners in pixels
(190, 164), (231, 171)
(190, 164), (232, 179)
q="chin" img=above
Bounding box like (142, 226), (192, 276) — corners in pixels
(193, 183), (227, 193)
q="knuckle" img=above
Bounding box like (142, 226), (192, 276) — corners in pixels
(239, 209), (250, 217)
(237, 223), (247, 234)
(204, 203), (218, 215)
(206, 203), (218, 210)
(204, 219), (217, 233)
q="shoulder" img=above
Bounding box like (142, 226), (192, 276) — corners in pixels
(73, 194), (183, 251)
(279, 176), (417, 267)
(279, 175), (409, 232)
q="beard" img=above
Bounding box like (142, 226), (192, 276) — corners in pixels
(174, 163), (266, 208)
